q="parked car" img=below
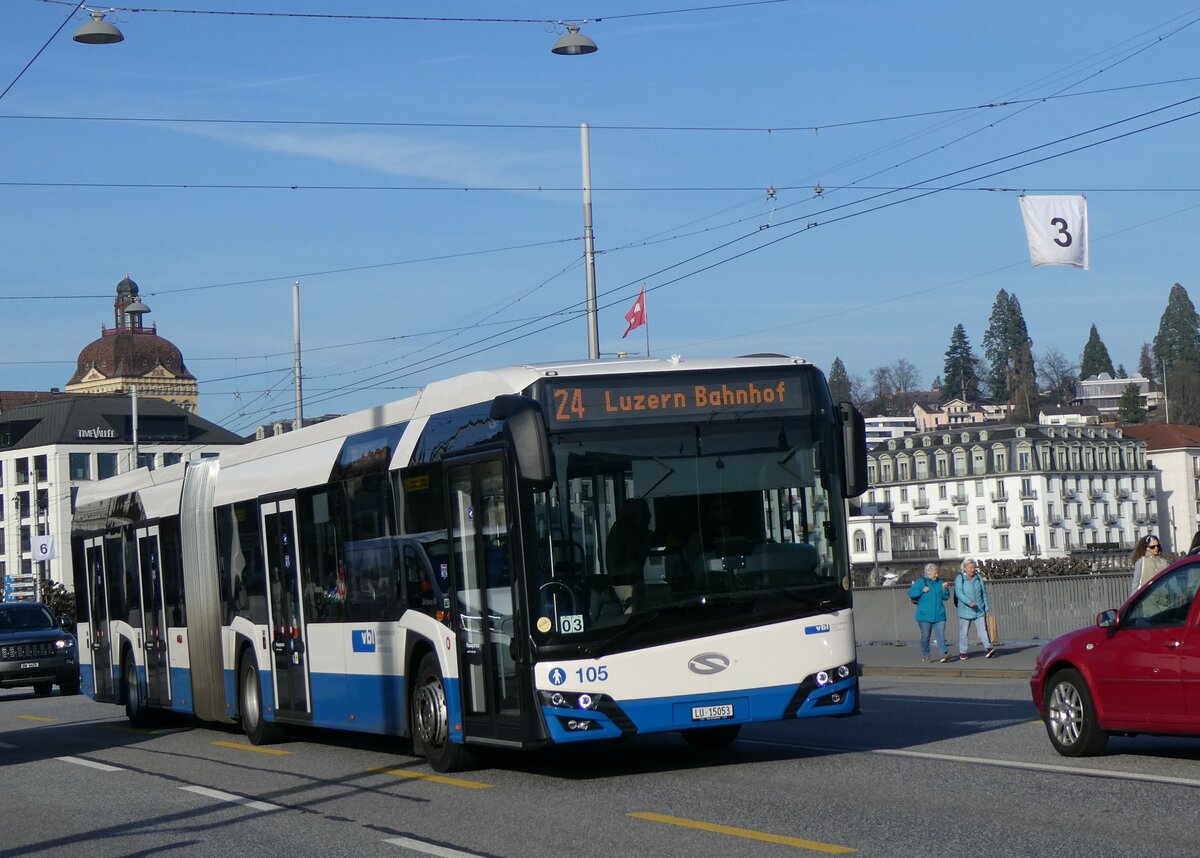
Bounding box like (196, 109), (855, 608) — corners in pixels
(1031, 556), (1200, 756)
(0, 602), (79, 697)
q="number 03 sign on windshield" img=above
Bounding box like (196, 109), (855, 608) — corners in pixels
(1019, 195), (1089, 270)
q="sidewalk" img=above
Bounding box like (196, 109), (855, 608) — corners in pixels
(857, 640), (1043, 680)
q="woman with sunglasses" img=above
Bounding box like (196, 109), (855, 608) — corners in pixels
(1130, 534), (1168, 594)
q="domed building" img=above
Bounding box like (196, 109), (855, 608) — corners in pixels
(64, 275), (199, 413)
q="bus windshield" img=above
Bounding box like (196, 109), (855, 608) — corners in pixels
(526, 416), (848, 655)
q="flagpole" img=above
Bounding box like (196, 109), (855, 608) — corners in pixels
(644, 308), (650, 358)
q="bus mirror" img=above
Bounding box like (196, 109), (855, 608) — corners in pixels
(491, 395), (555, 488)
(838, 401), (868, 498)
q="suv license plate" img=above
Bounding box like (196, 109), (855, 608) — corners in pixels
(691, 704), (734, 721)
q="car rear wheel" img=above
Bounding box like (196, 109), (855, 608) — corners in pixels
(1043, 668), (1108, 757)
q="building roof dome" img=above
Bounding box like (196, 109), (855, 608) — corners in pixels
(68, 329), (195, 385)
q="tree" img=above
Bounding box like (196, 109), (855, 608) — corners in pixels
(889, 359), (921, 414)
(943, 323), (981, 402)
(869, 366), (894, 410)
(1139, 342), (1156, 384)
(983, 290), (1030, 401)
(1007, 337), (1039, 422)
(1117, 383), (1146, 424)
(1153, 282), (1200, 372)
(1036, 348), (1079, 405)
(931, 374), (943, 391)
(1079, 323), (1115, 379)
(827, 357), (852, 404)
(1116, 364), (1128, 378)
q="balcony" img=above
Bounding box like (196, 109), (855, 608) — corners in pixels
(990, 491), (1009, 502)
(1089, 490), (1106, 501)
(991, 518), (1011, 529)
(912, 498), (930, 510)
(951, 494), (969, 506)
(1145, 490), (1157, 501)
(1022, 516), (1041, 528)
(891, 548), (942, 561)
(1049, 515), (1065, 527)
(1117, 489), (1130, 501)
(1077, 514), (1093, 525)
(1019, 488), (1039, 500)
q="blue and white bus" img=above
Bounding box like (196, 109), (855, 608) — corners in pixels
(72, 357), (867, 771)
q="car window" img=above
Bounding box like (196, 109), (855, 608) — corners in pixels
(0, 605), (56, 632)
(1126, 564), (1200, 628)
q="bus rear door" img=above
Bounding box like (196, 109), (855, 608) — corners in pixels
(261, 498), (312, 721)
(81, 535), (115, 701)
(135, 525), (171, 707)
(447, 456), (526, 746)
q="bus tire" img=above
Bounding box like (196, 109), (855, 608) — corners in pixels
(411, 653), (469, 773)
(33, 682), (53, 697)
(239, 652), (283, 745)
(681, 724), (741, 749)
(123, 653), (151, 727)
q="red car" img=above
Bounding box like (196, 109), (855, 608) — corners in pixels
(1030, 556), (1200, 756)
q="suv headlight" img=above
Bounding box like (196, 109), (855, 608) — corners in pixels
(55, 637), (75, 651)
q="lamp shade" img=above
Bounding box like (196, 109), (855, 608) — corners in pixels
(551, 24), (597, 55)
(73, 12), (124, 45)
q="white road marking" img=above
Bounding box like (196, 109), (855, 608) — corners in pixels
(180, 785), (282, 812)
(747, 739), (1200, 789)
(56, 755), (122, 772)
(384, 835), (488, 857)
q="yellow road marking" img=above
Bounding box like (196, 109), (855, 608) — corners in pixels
(369, 765), (491, 790)
(629, 812), (856, 854)
(16, 715), (56, 723)
(212, 740), (290, 756)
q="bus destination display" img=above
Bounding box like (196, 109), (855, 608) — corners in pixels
(540, 373), (807, 427)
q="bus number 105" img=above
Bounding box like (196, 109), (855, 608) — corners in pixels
(575, 666), (608, 683)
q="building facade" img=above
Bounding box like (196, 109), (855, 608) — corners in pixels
(0, 396), (244, 601)
(849, 423), (1158, 577)
(1120, 424), (1200, 553)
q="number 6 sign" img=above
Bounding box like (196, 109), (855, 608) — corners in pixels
(1019, 195), (1089, 270)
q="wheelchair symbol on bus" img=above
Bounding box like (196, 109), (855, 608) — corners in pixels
(549, 668), (566, 686)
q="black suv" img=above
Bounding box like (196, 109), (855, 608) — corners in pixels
(0, 602), (79, 696)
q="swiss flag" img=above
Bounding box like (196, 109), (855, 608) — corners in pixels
(623, 288), (647, 338)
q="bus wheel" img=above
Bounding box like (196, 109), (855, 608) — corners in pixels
(123, 654), (150, 727)
(411, 653), (469, 773)
(681, 724), (741, 749)
(33, 682), (53, 698)
(239, 653), (283, 745)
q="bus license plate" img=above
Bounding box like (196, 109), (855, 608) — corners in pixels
(21, 662), (39, 669)
(692, 704), (734, 721)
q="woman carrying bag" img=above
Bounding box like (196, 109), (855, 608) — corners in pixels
(954, 558), (997, 660)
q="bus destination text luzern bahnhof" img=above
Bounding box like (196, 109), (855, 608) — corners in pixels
(547, 379), (792, 425)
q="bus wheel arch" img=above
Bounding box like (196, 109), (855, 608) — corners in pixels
(238, 649), (283, 745)
(122, 645), (150, 727)
(411, 651), (469, 773)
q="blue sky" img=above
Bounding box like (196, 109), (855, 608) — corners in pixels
(4, 1), (1200, 433)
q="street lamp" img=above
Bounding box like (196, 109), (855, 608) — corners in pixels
(551, 23), (597, 55)
(73, 8), (124, 45)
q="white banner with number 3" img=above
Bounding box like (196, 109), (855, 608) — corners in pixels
(1019, 194), (1088, 270)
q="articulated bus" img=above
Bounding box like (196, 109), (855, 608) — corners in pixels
(71, 357), (867, 771)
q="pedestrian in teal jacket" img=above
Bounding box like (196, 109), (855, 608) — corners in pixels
(954, 558), (995, 659)
(907, 563), (951, 662)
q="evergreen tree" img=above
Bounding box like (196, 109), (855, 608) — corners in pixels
(1079, 324), (1115, 379)
(1117, 383), (1146, 424)
(1153, 282), (1200, 372)
(1007, 337), (1039, 422)
(983, 290), (1030, 401)
(1139, 342), (1156, 384)
(827, 357), (852, 404)
(931, 374), (943, 391)
(1116, 364), (1128, 378)
(943, 323), (981, 401)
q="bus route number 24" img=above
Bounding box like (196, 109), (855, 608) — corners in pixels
(553, 387), (586, 421)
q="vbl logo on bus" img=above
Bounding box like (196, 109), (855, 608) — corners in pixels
(352, 629), (376, 652)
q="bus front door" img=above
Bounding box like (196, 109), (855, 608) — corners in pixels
(82, 536), (115, 701)
(261, 499), (312, 720)
(447, 457), (525, 745)
(135, 526), (171, 707)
